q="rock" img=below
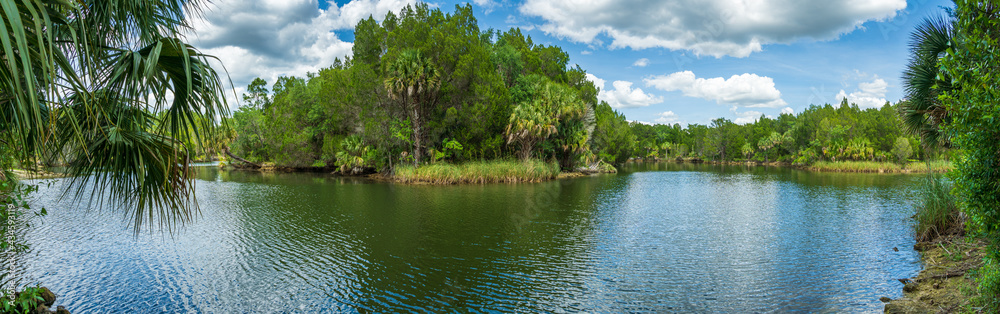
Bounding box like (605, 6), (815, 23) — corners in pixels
(39, 287), (56, 306)
(903, 283), (918, 292)
(56, 306), (70, 314)
(880, 297), (892, 302)
(31, 304), (49, 314)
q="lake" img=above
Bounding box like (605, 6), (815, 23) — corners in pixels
(6, 163), (922, 313)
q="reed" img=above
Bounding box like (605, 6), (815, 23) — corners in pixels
(808, 160), (952, 173)
(393, 159), (560, 184)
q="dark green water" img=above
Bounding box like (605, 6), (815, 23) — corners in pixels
(9, 163), (922, 313)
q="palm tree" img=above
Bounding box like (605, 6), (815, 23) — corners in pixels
(899, 15), (956, 149)
(384, 49), (441, 164)
(1, 0), (229, 232)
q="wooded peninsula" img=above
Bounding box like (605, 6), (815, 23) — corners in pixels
(218, 3), (941, 182)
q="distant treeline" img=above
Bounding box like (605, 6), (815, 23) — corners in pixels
(627, 99), (938, 165)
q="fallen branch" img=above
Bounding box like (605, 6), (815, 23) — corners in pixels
(224, 147), (260, 168)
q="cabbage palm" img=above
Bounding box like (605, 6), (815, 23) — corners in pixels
(384, 49), (440, 164)
(899, 15), (956, 149)
(1, 0), (229, 232)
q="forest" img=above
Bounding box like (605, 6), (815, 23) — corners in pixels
(226, 3), (933, 175)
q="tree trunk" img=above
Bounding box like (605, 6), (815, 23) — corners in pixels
(520, 140), (533, 161)
(224, 147), (260, 168)
(412, 106), (422, 165)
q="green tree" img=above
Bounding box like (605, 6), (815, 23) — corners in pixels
(505, 82), (560, 160)
(940, 1), (1000, 307)
(899, 15), (956, 149)
(384, 49), (441, 164)
(891, 137), (912, 165)
(1, 0), (229, 231)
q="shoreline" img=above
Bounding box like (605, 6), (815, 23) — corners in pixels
(883, 234), (986, 313)
(216, 159), (952, 185)
(631, 159), (952, 174)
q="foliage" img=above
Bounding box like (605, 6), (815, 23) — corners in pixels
(939, 1), (1000, 308)
(629, 100), (920, 166)
(0, 0), (229, 232)
(335, 135), (376, 174)
(0, 286), (45, 314)
(899, 15), (956, 149)
(914, 174), (960, 242)
(233, 4), (609, 173)
(891, 136), (913, 165)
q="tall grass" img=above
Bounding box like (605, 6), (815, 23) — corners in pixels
(394, 159), (560, 184)
(808, 160), (953, 173)
(914, 173), (961, 242)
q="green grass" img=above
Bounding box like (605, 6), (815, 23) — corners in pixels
(913, 173), (961, 242)
(808, 160), (953, 173)
(393, 159), (560, 184)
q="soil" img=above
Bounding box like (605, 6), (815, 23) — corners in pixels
(883, 235), (986, 313)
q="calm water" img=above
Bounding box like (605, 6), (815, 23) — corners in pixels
(6, 163), (922, 313)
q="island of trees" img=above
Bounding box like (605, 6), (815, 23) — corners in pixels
(224, 4), (940, 182)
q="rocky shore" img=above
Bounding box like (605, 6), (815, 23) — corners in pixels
(883, 235), (986, 313)
(15, 287), (70, 314)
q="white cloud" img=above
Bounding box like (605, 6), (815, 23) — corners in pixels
(644, 71), (787, 108)
(472, 0), (496, 14)
(781, 107), (794, 115)
(587, 74), (663, 109)
(732, 107), (764, 124)
(581, 50), (593, 55)
(835, 76), (889, 108)
(655, 111), (681, 125)
(188, 0), (416, 108)
(633, 58), (650, 67)
(520, 0), (906, 57)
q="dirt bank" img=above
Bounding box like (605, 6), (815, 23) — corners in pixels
(883, 235), (986, 313)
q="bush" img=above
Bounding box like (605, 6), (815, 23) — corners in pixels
(913, 174), (961, 241)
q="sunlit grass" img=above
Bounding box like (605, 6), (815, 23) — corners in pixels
(394, 159), (560, 184)
(808, 160), (952, 173)
(913, 174), (961, 241)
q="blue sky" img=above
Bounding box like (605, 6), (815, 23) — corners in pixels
(188, 0), (953, 126)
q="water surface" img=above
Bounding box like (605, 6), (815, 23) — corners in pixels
(7, 163), (922, 312)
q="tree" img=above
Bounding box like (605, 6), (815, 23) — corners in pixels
(899, 15), (956, 149)
(1, 0), (229, 232)
(505, 82), (560, 160)
(940, 1), (1000, 306)
(384, 49), (441, 164)
(741, 143), (754, 160)
(242, 78), (272, 110)
(891, 137), (912, 165)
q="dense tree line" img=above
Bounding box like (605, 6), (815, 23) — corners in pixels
(230, 4), (629, 172)
(622, 99), (932, 165)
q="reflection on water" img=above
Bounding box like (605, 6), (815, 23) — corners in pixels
(7, 163), (921, 312)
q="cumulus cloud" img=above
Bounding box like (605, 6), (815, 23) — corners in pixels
(520, 0), (906, 57)
(732, 108), (765, 125)
(587, 74), (663, 109)
(644, 71), (787, 108)
(655, 111), (681, 125)
(188, 0), (415, 106)
(835, 76), (889, 108)
(633, 58), (650, 67)
(781, 107), (795, 115)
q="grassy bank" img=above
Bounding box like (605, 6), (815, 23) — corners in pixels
(807, 160), (952, 173)
(884, 235), (986, 313)
(393, 159), (561, 184)
(884, 173), (992, 313)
